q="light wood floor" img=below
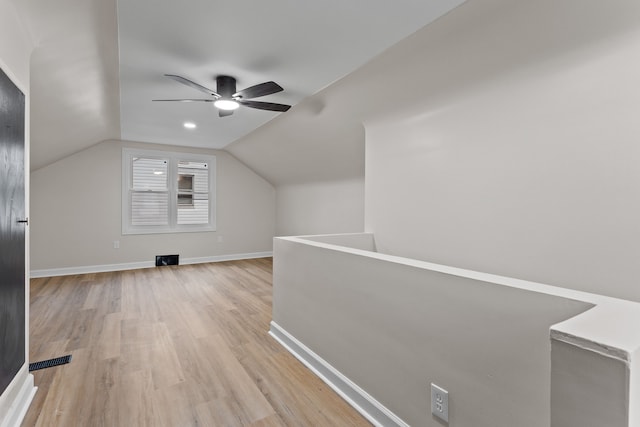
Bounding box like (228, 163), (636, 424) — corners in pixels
(23, 258), (371, 426)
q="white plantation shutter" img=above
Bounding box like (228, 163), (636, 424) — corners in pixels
(132, 157), (167, 191)
(131, 157), (169, 226)
(177, 161), (209, 225)
(122, 149), (216, 234)
(131, 192), (169, 225)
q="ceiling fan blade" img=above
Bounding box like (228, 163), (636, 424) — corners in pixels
(234, 81), (283, 99)
(152, 99), (215, 102)
(238, 100), (291, 112)
(165, 74), (220, 97)
(219, 109), (234, 118)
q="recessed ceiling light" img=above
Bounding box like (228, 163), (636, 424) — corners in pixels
(214, 99), (240, 111)
(183, 122), (196, 129)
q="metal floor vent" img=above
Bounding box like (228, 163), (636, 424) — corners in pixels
(156, 254), (179, 266)
(29, 355), (72, 372)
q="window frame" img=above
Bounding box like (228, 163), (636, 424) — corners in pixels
(122, 148), (216, 235)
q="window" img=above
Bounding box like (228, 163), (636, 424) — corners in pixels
(122, 148), (216, 234)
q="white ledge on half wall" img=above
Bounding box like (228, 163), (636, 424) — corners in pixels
(271, 232), (640, 427)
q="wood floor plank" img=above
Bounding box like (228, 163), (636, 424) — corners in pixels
(97, 312), (122, 361)
(249, 414), (288, 427)
(34, 347), (95, 427)
(117, 370), (158, 427)
(84, 357), (120, 427)
(198, 333), (275, 423)
(24, 258), (371, 426)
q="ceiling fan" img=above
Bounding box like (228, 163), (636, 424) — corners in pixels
(153, 74), (291, 117)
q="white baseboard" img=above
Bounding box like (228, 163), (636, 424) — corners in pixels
(269, 321), (409, 427)
(0, 366), (37, 427)
(30, 251), (273, 278)
(180, 252), (272, 266)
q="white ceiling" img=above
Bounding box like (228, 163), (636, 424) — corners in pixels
(117, 0), (466, 150)
(16, 0), (640, 189)
(20, 0), (466, 171)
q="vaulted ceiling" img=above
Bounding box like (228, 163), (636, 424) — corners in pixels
(18, 0), (466, 178)
(17, 0), (640, 188)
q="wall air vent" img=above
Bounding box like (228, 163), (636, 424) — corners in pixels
(155, 254), (179, 266)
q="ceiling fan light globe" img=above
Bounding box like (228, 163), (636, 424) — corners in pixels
(214, 99), (240, 111)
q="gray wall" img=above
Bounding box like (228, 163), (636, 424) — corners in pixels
(275, 178), (364, 236)
(364, 0), (640, 302)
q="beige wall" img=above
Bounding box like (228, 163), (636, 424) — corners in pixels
(364, 0), (640, 302)
(275, 178), (364, 236)
(30, 140), (275, 272)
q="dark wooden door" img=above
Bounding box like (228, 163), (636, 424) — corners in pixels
(0, 67), (26, 393)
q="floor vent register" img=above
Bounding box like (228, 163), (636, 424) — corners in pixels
(29, 355), (72, 372)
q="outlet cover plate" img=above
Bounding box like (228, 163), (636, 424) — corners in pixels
(431, 383), (449, 423)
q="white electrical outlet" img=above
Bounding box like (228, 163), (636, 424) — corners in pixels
(113, 240), (120, 249)
(431, 383), (449, 423)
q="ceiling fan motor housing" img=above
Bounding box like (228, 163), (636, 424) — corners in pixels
(216, 75), (237, 99)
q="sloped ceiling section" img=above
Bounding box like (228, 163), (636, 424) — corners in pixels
(18, 0), (468, 174)
(227, 0), (640, 186)
(20, 0), (121, 171)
